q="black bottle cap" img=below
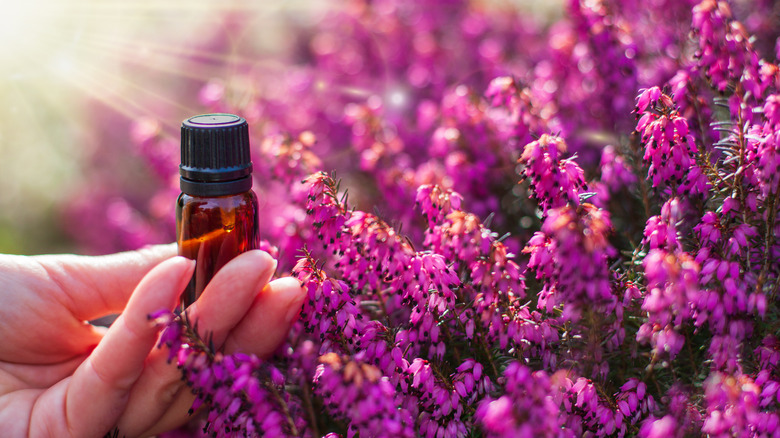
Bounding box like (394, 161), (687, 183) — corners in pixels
(180, 114), (253, 196)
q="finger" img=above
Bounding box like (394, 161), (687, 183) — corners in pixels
(224, 276), (306, 355)
(33, 244), (177, 321)
(138, 276), (305, 437)
(115, 250), (276, 436)
(0, 354), (87, 394)
(0, 389), (39, 437)
(184, 249), (277, 348)
(60, 256), (193, 437)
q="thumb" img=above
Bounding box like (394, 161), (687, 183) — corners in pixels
(56, 256), (193, 437)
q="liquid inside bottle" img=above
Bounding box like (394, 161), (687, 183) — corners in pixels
(177, 191), (259, 308)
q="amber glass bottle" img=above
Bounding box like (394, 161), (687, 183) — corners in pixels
(176, 114), (259, 308)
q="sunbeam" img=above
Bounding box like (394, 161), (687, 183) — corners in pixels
(0, 0), (329, 253)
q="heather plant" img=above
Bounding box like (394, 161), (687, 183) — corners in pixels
(62, 0), (780, 436)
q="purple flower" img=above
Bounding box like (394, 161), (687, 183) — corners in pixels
(314, 353), (415, 438)
(702, 372), (779, 437)
(635, 87), (707, 195)
(476, 362), (566, 437)
(637, 200), (701, 359)
(154, 312), (304, 437)
(525, 203), (615, 322)
(639, 416), (676, 438)
(600, 145), (637, 193)
(63, 0), (780, 436)
(692, 0), (762, 95)
(518, 134), (587, 214)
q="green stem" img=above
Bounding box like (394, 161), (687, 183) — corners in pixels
(267, 383), (301, 437)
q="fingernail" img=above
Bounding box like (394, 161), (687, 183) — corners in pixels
(244, 250), (275, 275)
(171, 255), (196, 269)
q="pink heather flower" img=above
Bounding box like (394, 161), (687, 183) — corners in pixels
(416, 184), (463, 227)
(692, 0), (763, 96)
(643, 198), (685, 251)
(567, 0), (639, 125)
(606, 378), (659, 435)
(476, 362), (566, 438)
(709, 333), (748, 371)
(484, 76), (519, 108)
(314, 353), (415, 438)
(483, 75), (546, 147)
(635, 87), (707, 195)
(667, 67), (718, 147)
(702, 373), (779, 438)
(694, 211), (722, 247)
(554, 374), (621, 436)
(416, 184), (561, 366)
(637, 385), (700, 438)
(518, 134), (587, 214)
(693, 211), (763, 359)
(755, 336), (780, 370)
(258, 134), (323, 183)
(755, 369), (780, 410)
(641, 250), (700, 328)
(525, 203), (615, 322)
(600, 145), (637, 193)
(750, 94), (780, 198)
(637, 196), (703, 359)
(424, 208), (524, 299)
(297, 175), (504, 438)
(639, 416), (677, 438)
(636, 87), (669, 113)
(155, 312), (303, 437)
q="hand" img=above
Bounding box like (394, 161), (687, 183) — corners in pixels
(0, 245), (305, 437)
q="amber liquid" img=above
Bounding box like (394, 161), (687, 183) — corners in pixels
(176, 190), (259, 308)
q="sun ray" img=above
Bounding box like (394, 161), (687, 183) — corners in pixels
(0, 0), (334, 244)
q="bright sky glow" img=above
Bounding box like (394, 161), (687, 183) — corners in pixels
(0, 0), (327, 244)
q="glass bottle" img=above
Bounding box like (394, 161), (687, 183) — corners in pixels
(176, 114), (259, 308)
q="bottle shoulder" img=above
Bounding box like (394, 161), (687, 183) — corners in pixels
(177, 190), (257, 210)
(178, 189), (256, 202)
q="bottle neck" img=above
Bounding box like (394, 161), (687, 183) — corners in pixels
(180, 175), (253, 197)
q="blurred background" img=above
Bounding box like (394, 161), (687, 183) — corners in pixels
(0, 0), (563, 255)
(0, 0), (327, 253)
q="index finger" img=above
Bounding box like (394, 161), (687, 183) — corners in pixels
(59, 256), (194, 437)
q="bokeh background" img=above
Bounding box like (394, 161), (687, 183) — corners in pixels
(0, 0), (321, 253)
(0, 0), (563, 255)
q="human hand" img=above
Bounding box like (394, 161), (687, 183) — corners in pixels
(0, 245), (305, 437)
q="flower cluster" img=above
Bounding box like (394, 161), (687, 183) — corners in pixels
(59, 0), (780, 436)
(635, 86), (708, 195)
(637, 198), (702, 360)
(476, 362), (564, 437)
(523, 186), (616, 327)
(750, 94), (780, 199)
(599, 145), (637, 194)
(556, 375), (657, 437)
(638, 385), (701, 438)
(517, 134), (587, 214)
(153, 311), (303, 437)
(701, 373), (779, 437)
(637, 248), (700, 359)
(313, 353), (415, 438)
(692, 0), (761, 95)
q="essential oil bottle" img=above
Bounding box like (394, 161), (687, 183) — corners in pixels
(176, 114), (259, 308)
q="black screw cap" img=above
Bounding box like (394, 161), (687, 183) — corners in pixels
(179, 114), (253, 196)
(180, 114), (252, 183)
